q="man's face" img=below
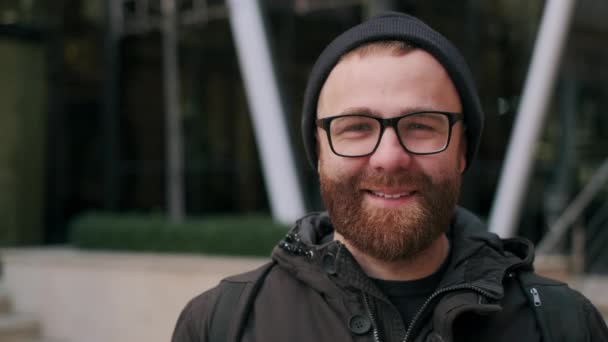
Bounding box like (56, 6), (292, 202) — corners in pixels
(316, 48), (467, 262)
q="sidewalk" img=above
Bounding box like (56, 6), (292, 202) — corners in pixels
(1, 247), (268, 342)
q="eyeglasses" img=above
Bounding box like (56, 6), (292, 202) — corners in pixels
(316, 111), (464, 157)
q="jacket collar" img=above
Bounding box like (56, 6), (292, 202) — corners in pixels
(272, 207), (535, 300)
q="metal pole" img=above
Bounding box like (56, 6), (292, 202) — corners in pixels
(226, 0), (306, 225)
(488, 0), (577, 237)
(161, 0), (185, 223)
(103, 0), (123, 211)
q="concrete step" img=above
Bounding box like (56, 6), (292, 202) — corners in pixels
(0, 313), (41, 342)
(590, 300), (608, 323)
(575, 278), (608, 322)
(14, 340), (65, 342)
(536, 255), (608, 321)
(0, 283), (63, 342)
(0, 283), (11, 314)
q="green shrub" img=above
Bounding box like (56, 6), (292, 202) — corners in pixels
(69, 212), (290, 257)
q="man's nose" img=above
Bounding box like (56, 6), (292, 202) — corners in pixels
(368, 127), (413, 172)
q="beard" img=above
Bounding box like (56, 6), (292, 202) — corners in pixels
(320, 167), (461, 262)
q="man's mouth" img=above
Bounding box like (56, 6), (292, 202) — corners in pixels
(367, 190), (416, 199)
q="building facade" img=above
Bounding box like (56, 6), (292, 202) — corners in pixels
(0, 0), (606, 272)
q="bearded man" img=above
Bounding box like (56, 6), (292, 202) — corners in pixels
(172, 12), (608, 342)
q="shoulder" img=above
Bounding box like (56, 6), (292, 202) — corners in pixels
(171, 282), (220, 342)
(171, 262), (276, 342)
(515, 270), (593, 312)
(222, 261), (277, 284)
(515, 271), (608, 340)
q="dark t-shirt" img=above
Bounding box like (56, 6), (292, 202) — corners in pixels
(372, 250), (450, 329)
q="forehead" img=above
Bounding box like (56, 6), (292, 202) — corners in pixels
(341, 40), (414, 59)
(317, 47), (461, 117)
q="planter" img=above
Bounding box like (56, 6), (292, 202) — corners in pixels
(1, 247), (268, 342)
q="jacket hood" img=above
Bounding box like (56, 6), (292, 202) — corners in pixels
(272, 207), (535, 300)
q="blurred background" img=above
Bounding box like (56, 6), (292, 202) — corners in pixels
(0, 0), (607, 340)
(1, 0), (607, 267)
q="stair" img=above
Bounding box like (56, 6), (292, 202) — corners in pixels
(536, 254), (608, 322)
(573, 276), (608, 323)
(0, 282), (59, 342)
(0, 282), (10, 313)
(0, 313), (41, 342)
(588, 296), (608, 324)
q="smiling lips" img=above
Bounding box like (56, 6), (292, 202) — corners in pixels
(369, 190), (416, 199)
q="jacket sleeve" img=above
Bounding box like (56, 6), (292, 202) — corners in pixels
(171, 286), (221, 342)
(581, 295), (608, 341)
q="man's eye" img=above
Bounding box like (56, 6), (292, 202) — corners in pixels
(345, 124), (372, 132)
(333, 122), (374, 135)
(407, 123), (434, 131)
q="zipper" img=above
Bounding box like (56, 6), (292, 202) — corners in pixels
(363, 293), (381, 342)
(363, 284), (497, 342)
(530, 287), (542, 306)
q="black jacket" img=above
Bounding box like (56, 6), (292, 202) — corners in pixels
(172, 208), (608, 342)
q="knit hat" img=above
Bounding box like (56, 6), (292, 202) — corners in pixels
(301, 12), (484, 172)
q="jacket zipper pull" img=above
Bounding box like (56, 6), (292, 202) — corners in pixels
(530, 287), (542, 306)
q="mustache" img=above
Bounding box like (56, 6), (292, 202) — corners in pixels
(354, 170), (433, 189)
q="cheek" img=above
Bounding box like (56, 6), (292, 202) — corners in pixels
(317, 137), (332, 169)
(318, 146), (367, 181)
(430, 132), (467, 176)
(318, 152), (341, 180)
(414, 149), (462, 183)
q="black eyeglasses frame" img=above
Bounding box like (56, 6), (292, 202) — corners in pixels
(315, 111), (464, 158)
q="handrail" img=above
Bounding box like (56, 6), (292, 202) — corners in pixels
(537, 157), (608, 254)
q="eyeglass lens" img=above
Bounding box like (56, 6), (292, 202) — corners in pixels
(328, 113), (451, 156)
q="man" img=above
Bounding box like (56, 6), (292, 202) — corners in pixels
(172, 12), (608, 342)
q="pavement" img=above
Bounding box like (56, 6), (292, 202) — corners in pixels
(0, 282), (62, 342)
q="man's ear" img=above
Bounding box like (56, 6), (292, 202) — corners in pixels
(315, 130), (321, 172)
(458, 129), (467, 174)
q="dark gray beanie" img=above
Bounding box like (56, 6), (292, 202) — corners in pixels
(301, 12), (484, 171)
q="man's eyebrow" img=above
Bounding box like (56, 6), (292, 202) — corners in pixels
(397, 106), (448, 114)
(337, 106), (375, 115)
(335, 106), (447, 116)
